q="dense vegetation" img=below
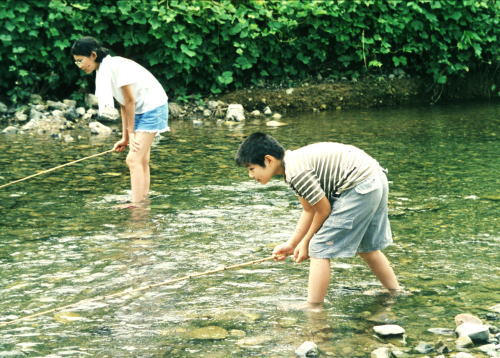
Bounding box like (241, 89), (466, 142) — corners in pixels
(0, 0), (498, 103)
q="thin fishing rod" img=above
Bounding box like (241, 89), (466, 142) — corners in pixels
(0, 255), (276, 327)
(0, 149), (115, 190)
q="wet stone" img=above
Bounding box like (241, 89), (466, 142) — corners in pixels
(295, 341), (318, 358)
(187, 326), (228, 340)
(455, 335), (474, 348)
(414, 342), (434, 354)
(456, 322), (490, 343)
(373, 324), (405, 336)
(428, 327), (455, 336)
(489, 304), (500, 314)
(453, 353), (475, 358)
(370, 347), (391, 358)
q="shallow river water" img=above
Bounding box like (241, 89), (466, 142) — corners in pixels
(0, 102), (498, 357)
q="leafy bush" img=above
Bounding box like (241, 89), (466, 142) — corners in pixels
(0, 0), (498, 104)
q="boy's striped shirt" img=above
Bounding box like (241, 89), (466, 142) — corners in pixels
(283, 142), (382, 205)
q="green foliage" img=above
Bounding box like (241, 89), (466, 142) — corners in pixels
(0, 0), (498, 104)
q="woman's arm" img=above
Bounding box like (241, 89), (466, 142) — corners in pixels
(120, 84), (139, 151)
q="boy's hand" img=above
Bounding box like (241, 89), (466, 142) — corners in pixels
(293, 241), (309, 263)
(272, 242), (294, 261)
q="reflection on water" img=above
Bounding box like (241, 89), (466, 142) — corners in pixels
(0, 103), (498, 357)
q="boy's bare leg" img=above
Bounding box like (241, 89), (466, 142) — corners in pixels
(358, 250), (400, 291)
(308, 258), (331, 304)
(126, 132), (156, 204)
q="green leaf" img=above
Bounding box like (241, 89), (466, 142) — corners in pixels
(180, 44), (196, 57)
(216, 71), (233, 85)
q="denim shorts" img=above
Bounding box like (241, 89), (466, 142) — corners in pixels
(309, 170), (393, 259)
(134, 104), (169, 133)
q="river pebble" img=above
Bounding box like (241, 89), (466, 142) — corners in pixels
(295, 341), (318, 358)
(373, 324), (405, 336)
(370, 347), (391, 358)
(414, 341), (434, 354)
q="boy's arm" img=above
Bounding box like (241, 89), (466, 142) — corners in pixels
(273, 196), (331, 260)
(293, 196), (331, 262)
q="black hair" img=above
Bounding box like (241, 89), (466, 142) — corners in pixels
(71, 36), (110, 63)
(235, 132), (285, 167)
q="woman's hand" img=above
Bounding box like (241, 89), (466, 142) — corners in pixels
(113, 138), (128, 152)
(272, 242), (295, 261)
(293, 241), (310, 263)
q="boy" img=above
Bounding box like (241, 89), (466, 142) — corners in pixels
(235, 132), (400, 305)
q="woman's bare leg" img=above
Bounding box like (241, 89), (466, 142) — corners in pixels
(126, 132), (156, 203)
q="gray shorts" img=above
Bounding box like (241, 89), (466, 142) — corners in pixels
(309, 171), (393, 259)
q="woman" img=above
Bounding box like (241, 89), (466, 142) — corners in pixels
(71, 36), (169, 207)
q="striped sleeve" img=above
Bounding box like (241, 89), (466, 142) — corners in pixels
(289, 169), (325, 205)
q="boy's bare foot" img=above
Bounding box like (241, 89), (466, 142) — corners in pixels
(277, 301), (324, 312)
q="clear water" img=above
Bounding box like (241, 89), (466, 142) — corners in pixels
(0, 103), (498, 357)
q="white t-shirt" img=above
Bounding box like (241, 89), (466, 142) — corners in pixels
(106, 56), (168, 114)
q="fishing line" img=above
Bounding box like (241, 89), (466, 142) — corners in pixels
(0, 149), (115, 189)
(0, 255), (276, 327)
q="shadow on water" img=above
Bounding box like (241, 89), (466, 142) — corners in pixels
(0, 102), (498, 356)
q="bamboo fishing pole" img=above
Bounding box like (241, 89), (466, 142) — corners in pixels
(0, 255), (276, 327)
(0, 148), (115, 190)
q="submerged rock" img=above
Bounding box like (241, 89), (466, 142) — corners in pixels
(187, 325), (228, 340)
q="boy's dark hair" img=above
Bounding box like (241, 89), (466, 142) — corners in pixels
(235, 132), (285, 167)
(71, 36), (110, 63)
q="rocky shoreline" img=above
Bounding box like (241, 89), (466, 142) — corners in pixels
(0, 93), (287, 140)
(1, 74), (497, 139)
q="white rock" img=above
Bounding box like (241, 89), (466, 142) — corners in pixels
(85, 93), (99, 108)
(370, 347), (392, 358)
(263, 106), (272, 116)
(488, 304), (500, 313)
(265, 120), (287, 127)
(286, 88), (294, 95)
(250, 110), (262, 117)
(225, 103), (245, 121)
(456, 322), (490, 342)
(2, 126), (18, 134)
(89, 121), (112, 136)
(373, 324), (405, 336)
(453, 352), (475, 358)
(63, 99), (77, 109)
(99, 107), (119, 121)
(76, 107), (86, 116)
(14, 111), (28, 122)
(271, 113), (282, 120)
(295, 341), (318, 357)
